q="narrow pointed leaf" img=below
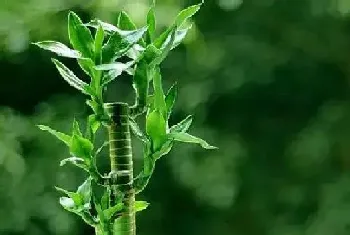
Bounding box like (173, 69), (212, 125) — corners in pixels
(142, 44), (161, 64)
(104, 203), (124, 220)
(94, 203), (105, 222)
(70, 133), (93, 159)
(151, 27), (177, 66)
(95, 62), (132, 71)
(85, 19), (124, 34)
(153, 3), (200, 48)
(77, 177), (92, 204)
(175, 4), (202, 27)
(147, 95), (155, 112)
(129, 117), (148, 142)
(169, 115), (193, 133)
(33, 41), (82, 58)
(72, 119), (83, 137)
(153, 25), (174, 49)
(86, 114), (100, 141)
(165, 82), (178, 119)
(118, 11), (137, 30)
(134, 201), (149, 212)
(168, 132), (217, 149)
(37, 125), (71, 146)
(68, 11), (94, 58)
(171, 25), (192, 49)
(118, 11), (146, 47)
(96, 61), (133, 86)
(132, 61), (149, 108)
(95, 141), (109, 156)
(94, 24), (104, 63)
(100, 190), (110, 210)
(146, 6), (156, 43)
(77, 58), (96, 78)
(152, 67), (167, 118)
(146, 110), (166, 151)
(60, 157), (87, 168)
(152, 140), (173, 160)
(52, 59), (90, 94)
(102, 26), (148, 63)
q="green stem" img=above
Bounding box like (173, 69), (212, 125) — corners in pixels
(105, 102), (136, 235)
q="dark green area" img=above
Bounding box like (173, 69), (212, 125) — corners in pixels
(2, 0), (350, 235)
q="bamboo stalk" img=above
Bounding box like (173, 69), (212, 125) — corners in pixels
(105, 102), (135, 235)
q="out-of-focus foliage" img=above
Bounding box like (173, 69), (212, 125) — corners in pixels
(2, 0), (350, 235)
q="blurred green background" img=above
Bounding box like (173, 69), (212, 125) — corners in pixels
(2, 0), (350, 234)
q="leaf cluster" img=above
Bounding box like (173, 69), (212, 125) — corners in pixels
(34, 0), (216, 228)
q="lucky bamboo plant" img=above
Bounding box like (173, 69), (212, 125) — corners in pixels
(34, 1), (216, 235)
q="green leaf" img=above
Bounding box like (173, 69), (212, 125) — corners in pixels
(95, 62), (132, 85)
(77, 58), (96, 78)
(94, 202), (106, 222)
(94, 24), (105, 64)
(165, 82), (178, 119)
(150, 27), (177, 66)
(86, 99), (105, 119)
(146, 6), (156, 43)
(147, 94), (155, 111)
(104, 203), (124, 220)
(129, 117), (148, 142)
(134, 201), (149, 212)
(132, 61), (149, 108)
(118, 11), (147, 47)
(70, 133), (94, 159)
(142, 44), (161, 64)
(86, 114), (100, 141)
(146, 110), (166, 151)
(37, 125), (71, 146)
(95, 62), (132, 71)
(102, 26), (148, 63)
(152, 67), (167, 118)
(169, 115), (193, 133)
(68, 11), (94, 58)
(152, 140), (173, 160)
(153, 3), (201, 49)
(95, 141), (109, 156)
(175, 4), (202, 27)
(59, 157), (90, 172)
(100, 190), (110, 210)
(33, 41), (82, 58)
(55, 187), (84, 206)
(171, 25), (192, 49)
(85, 19), (123, 34)
(52, 59), (91, 95)
(153, 26), (173, 49)
(118, 11), (137, 30)
(59, 197), (76, 209)
(168, 132), (217, 149)
(77, 177), (92, 204)
(72, 119), (83, 137)
(96, 61), (133, 87)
